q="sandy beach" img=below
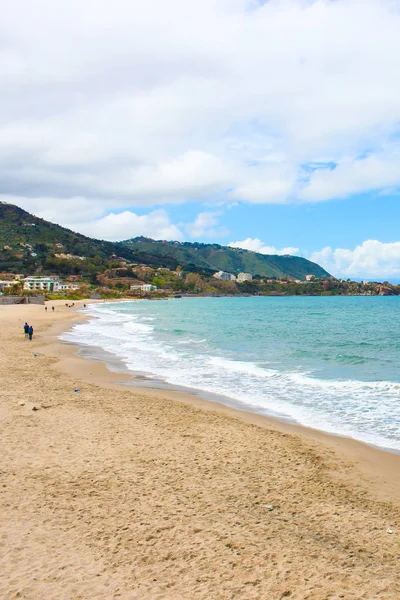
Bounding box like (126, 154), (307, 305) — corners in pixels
(1, 300), (399, 599)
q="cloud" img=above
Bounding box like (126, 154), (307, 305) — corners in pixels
(300, 152), (400, 202)
(69, 209), (184, 242)
(229, 167), (296, 204)
(310, 240), (400, 279)
(231, 236), (400, 279)
(185, 211), (229, 238)
(1, 0), (400, 217)
(0, 195), (105, 226)
(229, 238), (299, 256)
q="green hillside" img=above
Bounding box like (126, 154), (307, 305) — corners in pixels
(122, 237), (330, 279)
(0, 202), (140, 275)
(0, 202), (330, 279)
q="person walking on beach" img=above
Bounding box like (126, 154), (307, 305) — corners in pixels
(23, 322), (29, 337)
(28, 325), (34, 340)
(52, 306), (55, 312)
(45, 306), (47, 311)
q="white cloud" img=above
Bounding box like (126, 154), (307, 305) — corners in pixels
(185, 211), (229, 238)
(1, 0), (400, 217)
(69, 209), (184, 242)
(230, 167), (296, 204)
(231, 236), (400, 279)
(310, 240), (400, 279)
(229, 238), (299, 256)
(0, 195), (105, 226)
(300, 152), (400, 202)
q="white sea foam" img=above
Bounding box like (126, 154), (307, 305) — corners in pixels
(208, 356), (277, 377)
(176, 338), (207, 345)
(61, 302), (400, 452)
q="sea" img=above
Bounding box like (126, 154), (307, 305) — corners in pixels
(60, 296), (400, 453)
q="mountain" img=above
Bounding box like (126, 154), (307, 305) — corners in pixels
(0, 202), (141, 275)
(0, 202), (330, 279)
(122, 237), (330, 279)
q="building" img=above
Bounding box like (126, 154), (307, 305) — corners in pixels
(57, 283), (80, 291)
(1, 275), (78, 294)
(66, 275), (82, 282)
(237, 272), (252, 282)
(0, 280), (18, 290)
(130, 284), (158, 292)
(305, 275), (314, 281)
(213, 271), (236, 281)
(23, 277), (60, 292)
(54, 253), (86, 260)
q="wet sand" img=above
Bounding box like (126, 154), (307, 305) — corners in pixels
(1, 300), (399, 599)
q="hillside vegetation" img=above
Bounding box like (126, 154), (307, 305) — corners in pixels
(122, 237), (330, 279)
(0, 203), (138, 277)
(0, 203), (329, 279)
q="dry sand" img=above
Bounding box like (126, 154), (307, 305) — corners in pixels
(0, 300), (399, 600)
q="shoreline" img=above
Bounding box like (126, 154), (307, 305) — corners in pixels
(64, 333), (400, 457)
(40, 300), (400, 504)
(69, 297), (400, 458)
(2, 299), (400, 599)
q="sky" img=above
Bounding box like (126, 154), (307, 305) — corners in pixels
(1, 0), (400, 279)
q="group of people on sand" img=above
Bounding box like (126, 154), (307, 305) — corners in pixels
(23, 322), (34, 340)
(44, 306), (55, 312)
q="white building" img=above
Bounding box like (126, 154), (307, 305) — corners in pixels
(130, 284), (158, 292)
(57, 283), (80, 291)
(0, 279), (18, 289)
(213, 271), (236, 281)
(305, 275), (314, 281)
(23, 277), (60, 292)
(237, 272), (252, 282)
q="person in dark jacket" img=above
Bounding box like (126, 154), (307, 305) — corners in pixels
(28, 325), (34, 340)
(24, 322), (29, 337)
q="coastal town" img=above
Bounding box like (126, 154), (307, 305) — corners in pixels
(1, 266), (399, 302)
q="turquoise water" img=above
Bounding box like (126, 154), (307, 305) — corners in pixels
(62, 297), (400, 451)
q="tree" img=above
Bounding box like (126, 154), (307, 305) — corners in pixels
(5, 282), (23, 295)
(184, 273), (204, 293)
(213, 279), (237, 294)
(153, 276), (167, 289)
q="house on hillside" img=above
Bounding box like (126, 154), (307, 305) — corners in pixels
(130, 284), (158, 293)
(57, 283), (80, 291)
(213, 271), (236, 281)
(66, 275), (82, 282)
(237, 272), (252, 282)
(54, 253), (86, 261)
